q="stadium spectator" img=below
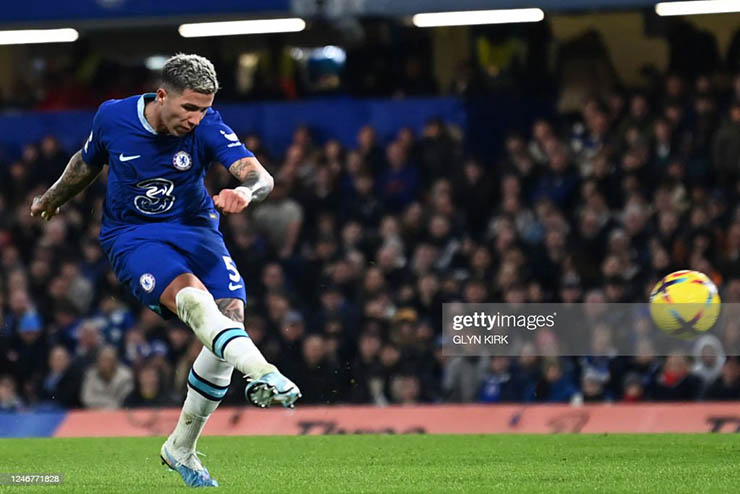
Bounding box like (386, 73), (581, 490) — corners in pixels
(377, 141), (420, 213)
(123, 364), (177, 408)
(70, 319), (103, 373)
(649, 353), (702, 401)
(39, 345), (82, 408)
(347, 331), (384, 403)
(703, 356), (740, 401)
(535, 359), (579, 403)
(274, 310), (307, 379)
(691, 335), (726, 392)
(0, 374), (23, 412)
(712, 99), (740, 186)
(9, 308), (47, 400)
(580, 367), (613, 402)
(292, 334), (344, 404)
(390, 373), (422, 405)
(622, 372), (645, 402)
(417, 118), (460, 185)
(443, 355), (487, 403)
(477, 356), (518, 403)
(355, 125), (385, 177)
(80, 345), (134, 409)
(251, 180), (303, 258)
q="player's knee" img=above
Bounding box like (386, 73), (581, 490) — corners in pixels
(163, 274), (207, 313)
(175, 287), (216, 329)
(176, 287), (248, 358)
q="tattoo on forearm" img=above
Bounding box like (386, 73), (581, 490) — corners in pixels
(42, 151), (103, 208)
(242, 169), (272, 202)
(216, 298), (245, 324)
(230, 158), (273, 202)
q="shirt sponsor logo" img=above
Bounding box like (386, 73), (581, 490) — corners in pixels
(134, 178), (175, 215)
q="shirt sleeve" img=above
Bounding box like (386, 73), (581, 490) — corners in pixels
(80, 102), (111, 167)
(200, 120), (254, 169)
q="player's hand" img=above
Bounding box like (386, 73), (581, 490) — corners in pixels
(213, 187), (252, 214)
(30, 196), (60, 221)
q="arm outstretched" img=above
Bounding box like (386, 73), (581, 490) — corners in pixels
(30, 150), (104, 220)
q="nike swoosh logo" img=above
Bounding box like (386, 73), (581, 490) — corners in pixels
(119, 153), (141, 162)
(228, 283), (243, 291)
(219, 130), (239, 142)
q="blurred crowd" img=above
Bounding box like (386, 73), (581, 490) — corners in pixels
(2, 67), (740, 412)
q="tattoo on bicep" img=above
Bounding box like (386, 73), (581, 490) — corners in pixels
(216, 298), (245, 323)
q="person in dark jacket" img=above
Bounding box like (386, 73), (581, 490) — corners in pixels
(712, 100), (740, 188)
(39, 345), (82, 408)
(703, 356), (740, 401)
(649, 353), (702, 401)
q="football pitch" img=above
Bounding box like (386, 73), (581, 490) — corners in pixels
(1, 434), (738, 493)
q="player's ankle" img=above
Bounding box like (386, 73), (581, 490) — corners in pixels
(167, 435), (196, 454)
(244, 362), (278, 380)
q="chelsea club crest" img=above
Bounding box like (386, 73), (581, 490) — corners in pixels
(139, 273), (156, 293)
(173, 150), (192, 171)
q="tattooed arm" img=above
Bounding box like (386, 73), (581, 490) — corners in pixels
(212, 157), (274, 214)
(30, 151), (104, 221)
(230, 156), (274, 203)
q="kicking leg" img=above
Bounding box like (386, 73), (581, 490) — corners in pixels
(160, 274), (300, 408)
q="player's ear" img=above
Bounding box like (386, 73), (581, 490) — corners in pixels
(157, 87), (168, 103)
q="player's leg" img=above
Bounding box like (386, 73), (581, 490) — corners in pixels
(164, 298), (240, 455)
(159, 273), (300, 407)
(158, 281), (270, 489)
(212, 297), (302, 408)
(159, 275), (275, 381)
(104, 226), (296, 402)
(173, 226), (300, 407)
(161, 345), (231, 488)
(166, 344), (232, 452)
(100, 236), (223, 487)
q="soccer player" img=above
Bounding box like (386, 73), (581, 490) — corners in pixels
(30, 54), (301, 487)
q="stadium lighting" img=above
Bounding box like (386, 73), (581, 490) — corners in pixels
(412, 9), (545, 27)
(655, 0), (740, 16)
(145, 55), (169, 71)
(0, 28), (78, 46)
(178, 18), (306, 38)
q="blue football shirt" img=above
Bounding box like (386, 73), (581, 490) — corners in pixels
(81, 93), (253, 239)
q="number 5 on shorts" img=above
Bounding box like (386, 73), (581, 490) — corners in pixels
(222, 256), (243, 290)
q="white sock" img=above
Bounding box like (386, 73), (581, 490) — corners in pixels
(168, 347), (233, 452)
(176, 287), (276, 379)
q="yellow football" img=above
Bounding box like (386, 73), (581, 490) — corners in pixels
(649, 270), (721, 339)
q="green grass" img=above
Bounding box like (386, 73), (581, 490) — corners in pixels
(0, 435), (738, 493)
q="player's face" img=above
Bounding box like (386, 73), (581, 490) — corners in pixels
(158, 87), (214, 136)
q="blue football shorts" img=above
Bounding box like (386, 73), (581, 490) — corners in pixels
(100, 221), (246, 318)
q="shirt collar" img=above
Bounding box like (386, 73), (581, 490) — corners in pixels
(137, 93), (158, 135)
